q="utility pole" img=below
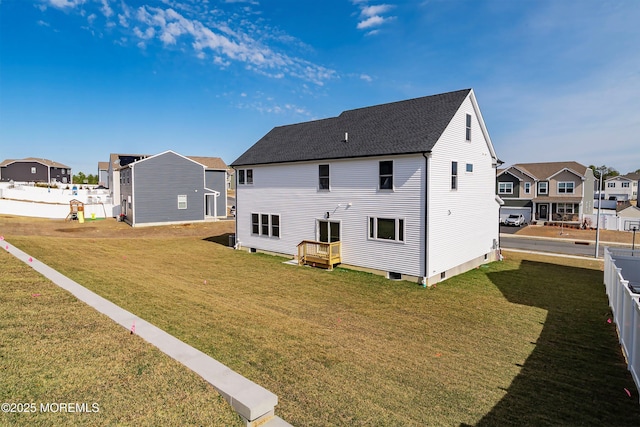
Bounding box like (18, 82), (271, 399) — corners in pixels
(594, 167), (606, 258)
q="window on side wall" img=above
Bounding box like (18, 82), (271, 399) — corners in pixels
(177, 195), (187, 209)
(465, 114), (472, 142)
(466, 163), (473, 173)
(251, 213), (280, 238)
(31, 167), (36, 174)
(451, 161), (458, 190)
(368, 217), (405, 242)
(319, 164), (330, 190)
(379, 161), (393, 190)
(524, 182), (531, 194)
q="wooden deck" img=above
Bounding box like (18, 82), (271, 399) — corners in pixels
(297, 240), (341, 270)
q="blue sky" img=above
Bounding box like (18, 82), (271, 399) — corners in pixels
(1, 0), (639, 176)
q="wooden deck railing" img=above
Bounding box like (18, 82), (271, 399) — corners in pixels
(297, 240), (341, 270)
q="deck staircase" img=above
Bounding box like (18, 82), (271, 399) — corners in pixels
(297, 240), (341, 270)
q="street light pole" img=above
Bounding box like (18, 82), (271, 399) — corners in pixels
(594, 168), (604, 258)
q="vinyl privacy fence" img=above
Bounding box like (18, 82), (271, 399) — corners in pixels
(604, 247), (640, 402)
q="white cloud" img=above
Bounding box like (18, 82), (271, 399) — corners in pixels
(357, 15), (386, 29)
(352, 1), (396, 32)
(360, 74), (372, 82)
(100, 0), (113, 17)
(38, 0), (337, 87)
(360, 4), (393, 17)
(37, 20), (50, 27)
(47, 0), (85, 8)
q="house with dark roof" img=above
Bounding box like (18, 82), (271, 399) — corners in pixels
(604, 173), (640, 202)
(119, 150), (227, 227)
(0, 158), (71, 184)
(231, 89), (501, 285)
(496, 161), (595, 224)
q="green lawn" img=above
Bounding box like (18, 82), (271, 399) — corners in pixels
(3, 234), (640, 426)
(0, 250), (242, 426)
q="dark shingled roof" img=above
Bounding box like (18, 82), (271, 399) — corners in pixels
(232, 89), (471, 166)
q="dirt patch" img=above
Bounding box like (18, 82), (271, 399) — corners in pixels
(514, 225), (635, 244)
(0, 216), (235, 239)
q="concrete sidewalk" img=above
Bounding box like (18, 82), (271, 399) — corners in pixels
(3, 240), (291, 427)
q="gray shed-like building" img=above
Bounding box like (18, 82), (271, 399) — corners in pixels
(119, 150), (226, 227)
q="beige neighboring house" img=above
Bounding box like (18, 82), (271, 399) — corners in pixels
(497, 161), (595, 224)
(605, 173), (640, 202)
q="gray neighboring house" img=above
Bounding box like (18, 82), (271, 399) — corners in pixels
(119, 150), (227, 227)
(0, 157), (71, 184)
(98, 161), (109, 187)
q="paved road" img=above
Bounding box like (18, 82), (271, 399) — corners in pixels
(500, 235), (604, 257)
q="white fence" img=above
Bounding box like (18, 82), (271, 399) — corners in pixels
(604, 247), (640, 402)
(585, 213), (640, 231)
(0, 182), (116, 219)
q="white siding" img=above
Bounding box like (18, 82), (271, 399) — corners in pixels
(427, 96), (499, 278)
(236, 155), (426, 277)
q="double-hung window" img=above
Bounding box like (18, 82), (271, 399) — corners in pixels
(177, 195), (187, 209)
(622, 182), (630, 188)
(465, 114), (472, 141)
(319, 164), (330, 190)
(538, 182), (548, 195)
(379, 161), (393, 190)
(498, 182), (513, 194)
(251, 213), (280, 238)
(558, 182), (574, 194)
(451, 161), (458, 190)
(368, 217), (405, 242)
(238, 169), (253, 185)
(607, 182), (615, 188)
(524, 182), (531, 194)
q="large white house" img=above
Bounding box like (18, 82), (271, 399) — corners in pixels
(231, 89), (502, 285)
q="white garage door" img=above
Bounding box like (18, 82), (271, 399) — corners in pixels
(500, 207), (532, 224)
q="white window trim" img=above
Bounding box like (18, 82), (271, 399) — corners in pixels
(378, 160), (394, 191)
(465, 163), (473, 173)
(368, 217), (405, 243)
(31, 167), (37, 174)
(177, 195), (187, 210)
(538, 182), (548, 194)
(557, 181), (575, 194)
(451, 161), (458, 191)
(498, 182), (513, 194)
(524, 182), (531, 194)
(557, 203), (575, 214)
(251, 212), (280, 238)
(318, 164), (330, 191)
(465, 113), (472, 142)
(238, 169), (254, 185)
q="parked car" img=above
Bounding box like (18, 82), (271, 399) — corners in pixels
(504, 214), (526, 227)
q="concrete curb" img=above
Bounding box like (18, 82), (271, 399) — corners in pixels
(3, 240), (291, 427)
